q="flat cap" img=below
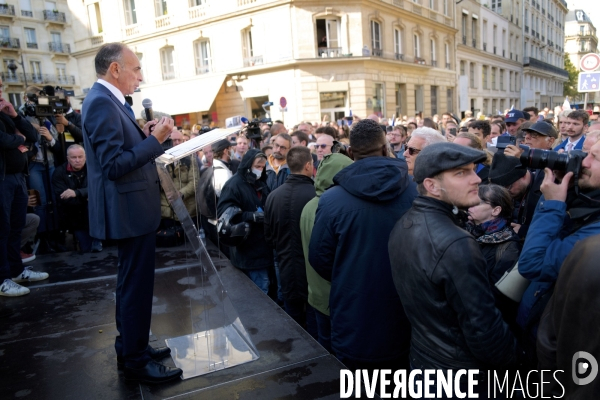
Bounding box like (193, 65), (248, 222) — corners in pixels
(414, 142), (487, 184)
(488, 152), (527, 187)
(212, 139), (231, 153)
(523, 121), (558, 139)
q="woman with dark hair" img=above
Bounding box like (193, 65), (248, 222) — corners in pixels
(422, 117), (439, 131)
(467, 184), (521, 329)
(337, 124), (350, 140)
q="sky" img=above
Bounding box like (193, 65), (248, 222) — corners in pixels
(569, 0), (600, 30)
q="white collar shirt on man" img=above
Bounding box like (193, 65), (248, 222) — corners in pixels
(97, 79), (126, 106)
(566, 135), (584, 151)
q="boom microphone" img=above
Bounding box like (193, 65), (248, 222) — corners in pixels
(142, 98), (153, 122)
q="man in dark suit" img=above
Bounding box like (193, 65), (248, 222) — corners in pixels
(82, 43), (182, 384)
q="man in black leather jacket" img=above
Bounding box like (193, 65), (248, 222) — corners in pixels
(389, 143), (516, 391)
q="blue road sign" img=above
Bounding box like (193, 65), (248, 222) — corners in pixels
(578, 72), (600, 93)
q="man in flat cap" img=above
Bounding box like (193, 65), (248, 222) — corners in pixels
(389, 142), (516, 394)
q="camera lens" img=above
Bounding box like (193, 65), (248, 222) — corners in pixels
(520, 148), (569, 172)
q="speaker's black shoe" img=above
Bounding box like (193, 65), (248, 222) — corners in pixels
(117, 346), (172, 368)
(123, 360), (182, 384)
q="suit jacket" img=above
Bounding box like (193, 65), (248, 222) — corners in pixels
(82, 82), (164, 240)
(554, 135), (585, 151)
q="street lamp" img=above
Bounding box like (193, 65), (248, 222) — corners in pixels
(7, 54), (28, 88)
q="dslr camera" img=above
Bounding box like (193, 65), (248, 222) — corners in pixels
(520, 148), (587, 179)
(24, 86), (74, 118)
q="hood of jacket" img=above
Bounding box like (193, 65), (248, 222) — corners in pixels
(333, 156), (411, 202)
(237, 148), (267, 184)
(314, 153), (353, 196)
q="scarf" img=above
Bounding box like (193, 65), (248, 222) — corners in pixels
(467, 217), (514, 244)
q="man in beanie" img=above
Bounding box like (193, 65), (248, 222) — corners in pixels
(389, 143), (516, 394)
(488, 152), (542, 239)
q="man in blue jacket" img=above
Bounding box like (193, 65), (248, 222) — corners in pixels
(309, 119), (417, 371)
(517, 139), (600, 366)
(554, 109), (587, 152)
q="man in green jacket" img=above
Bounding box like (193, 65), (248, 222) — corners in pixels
(299, 153), (352, 352)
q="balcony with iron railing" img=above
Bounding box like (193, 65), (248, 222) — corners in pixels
(446, 62), (451, 69)
(49, 42), (70, 54)
(1, 72), (76, 85)
(0, 37), (20, 49)
(243, 55), (264, 67)
(43, 10), (66, 23)
(21, 10), (32, 17)
(431, 60), (437, 67)
(372, 48), (383, 57)
(472, 39), (477, 48)
(462, 36), (467, 45)
(524, 56), (568, 78)
(318, 47), (342, 57)
(483, 43), (487, 51)
(395, 53), (404, 61)
(0, 4), (15, 16)
(26, 42), (37, 49)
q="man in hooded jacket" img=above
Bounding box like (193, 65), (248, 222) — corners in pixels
(300, 153), (353, 352)
(309, 119), (417, 370)
(217, 149), (272, 293)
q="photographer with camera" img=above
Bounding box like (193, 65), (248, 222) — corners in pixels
(54, 90), (82, 144)
(512, 139), (600, 368)
(22, 86), (65, 250)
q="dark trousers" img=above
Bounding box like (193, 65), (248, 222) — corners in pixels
(114, 231), (156, 368)
(0, 173), (27, 281)
(284, 299), (318, 340)
(314, 308), (332, 353)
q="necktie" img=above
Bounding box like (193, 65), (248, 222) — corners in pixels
(566, 142), (573, 152)
(124, 102), (135, 119)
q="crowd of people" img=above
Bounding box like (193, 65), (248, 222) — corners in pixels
(2, 49), (600, 393)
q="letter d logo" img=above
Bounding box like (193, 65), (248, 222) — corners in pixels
(572, 351), (598, 386)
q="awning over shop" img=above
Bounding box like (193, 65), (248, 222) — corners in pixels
(131, 74), (226, 117)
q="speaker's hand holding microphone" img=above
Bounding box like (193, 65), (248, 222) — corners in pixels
(152, 116), (174, 144)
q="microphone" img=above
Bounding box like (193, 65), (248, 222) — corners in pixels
(142, 98), (153, 122)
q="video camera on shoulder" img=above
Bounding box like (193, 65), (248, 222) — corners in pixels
(24, 86), (74, 118)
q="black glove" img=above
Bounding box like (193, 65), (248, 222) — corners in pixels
(252, 211), (264, 223)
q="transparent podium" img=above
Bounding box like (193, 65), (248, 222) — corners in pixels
(156, 127), (259, 380)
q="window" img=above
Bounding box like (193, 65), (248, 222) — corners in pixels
(430, 86), (438, 115)
(443, 0), (449, 16)
(154, 0), (167, 17)
(515, 73), (519, 91)
(395, 83), (406, 116)
(429, 0), (436, 10)
(491, 0), (502, 13)
(430, 39), (436, 65)
(320, 92), (347, 122)
(373, 83), (385, 116)
(460, 60), (465, 75)
(371, 21), (382, 55)
(471, 18), (477, 47)
(242, 28), (253, 58)
(414, 34), (420, 58)
(194, 40), (211, 74)
(24, 28), (37, 48)
(20, 0), (32, 16)
(483, 20), (488, 48)
(87, 2), (102, 35)
(30, 61), (42, 82)
(525, 10), (528, 27)
(56, 63), (67, 84)
(447, 88), (453, 114)
(469, 63), (475, 88)
(51, 31), (61, 44)
(124, 0), (137, 25)
(461, 14), (467, 44)
(580, 25), (584, 35)
(509, 71), (513, 92)
(492, 99), (497, 114)
(160, 46), (175, 80)
(8, 93), (22, 109)
(492, 67), (496, 90)
(493, 25), (497, 54)
(394, 28), (403, 59)
(190, 0), (205, 5)
(0, 25), (9, 40)
(316, 18), (340, 56)
(500, 69), (504, 90)
(415, 85), (424, 113)
(482, 66), (488, 89)
(580, 40), (586, 52)
(445, 43), (450, 68)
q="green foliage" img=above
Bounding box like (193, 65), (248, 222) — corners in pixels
(564, 55), (579, 98)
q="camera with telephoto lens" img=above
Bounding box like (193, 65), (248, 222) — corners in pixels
(24, 86), (72, 118)
(246, 118), (271, 142)
(519, 148), (587, 177)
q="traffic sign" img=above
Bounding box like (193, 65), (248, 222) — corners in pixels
(279, 97), (287, 108)
(580, 53), (600, 72)
(578, 72), (600, 92)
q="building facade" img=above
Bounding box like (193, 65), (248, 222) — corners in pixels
(67, 0), (458, 127)
(520, 0), (569, 109)
(0, 0), (80, 108)
(564, 9), (598, 107)
(457, 0), (524, 116)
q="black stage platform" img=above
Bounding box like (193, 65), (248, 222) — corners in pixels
(0, 242), (343, 399)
